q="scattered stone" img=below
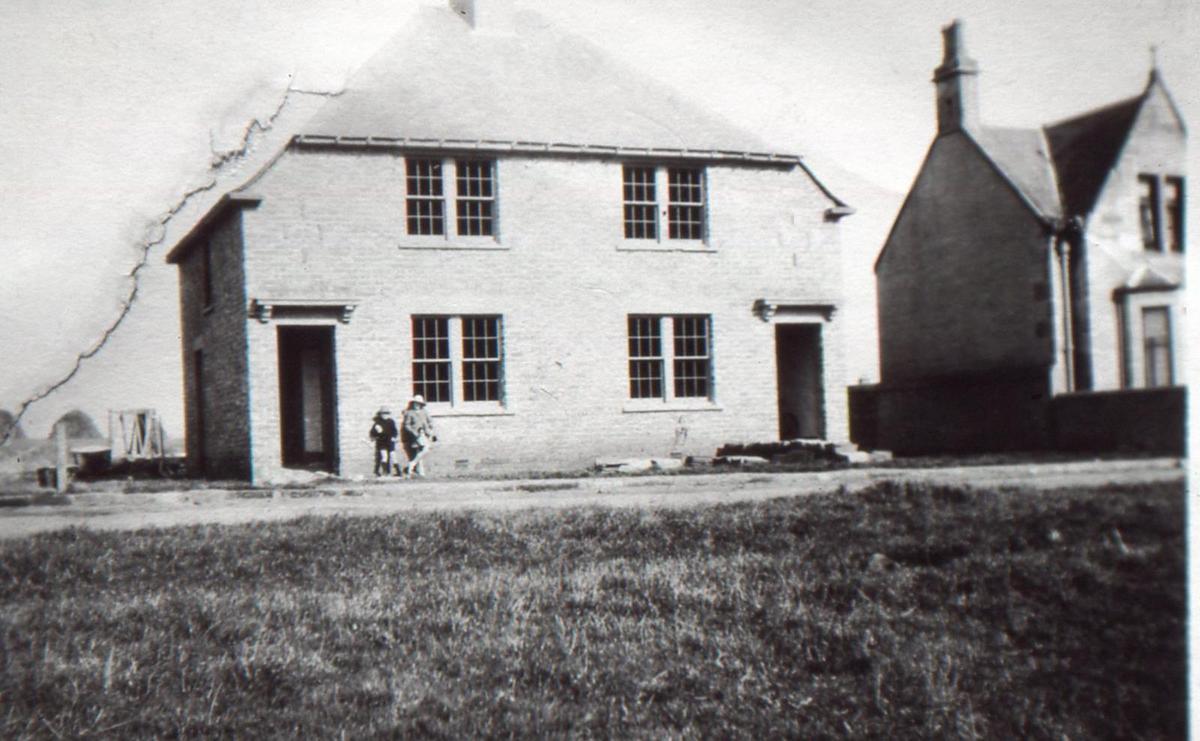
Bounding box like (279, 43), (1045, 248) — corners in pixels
(713, 455), (770, 467)
(259, 469), (333, 487)
(616, 459), (653, 474)
(867, 552), (895, 573)
(594, 458), (654, 473)
(1109, 527), (1131, 555)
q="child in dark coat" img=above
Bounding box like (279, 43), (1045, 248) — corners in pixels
(369, 407), (399, 476)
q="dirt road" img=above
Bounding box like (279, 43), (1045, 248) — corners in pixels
(0, 458), (1183, 540)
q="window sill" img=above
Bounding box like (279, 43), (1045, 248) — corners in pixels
(398, 235), (505, 251)
(616, 239), (714, 253)
(622, 399), (723, 414)
(428, 404), (513, 418)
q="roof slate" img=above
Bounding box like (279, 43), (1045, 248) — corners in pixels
(970, 126), (1062, 218)
(1044, 94), (1144, 217)
(963, 78), (1163, 221)
(303, 6), (778, 155)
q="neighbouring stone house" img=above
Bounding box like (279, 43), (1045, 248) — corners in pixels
(166, 0), (854, 481)
(857, 21), (1186, 455)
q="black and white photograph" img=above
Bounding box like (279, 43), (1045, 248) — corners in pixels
(0, 0), (1191, 736)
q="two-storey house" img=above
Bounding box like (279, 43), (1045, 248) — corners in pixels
(166, 0), (853, 481)
(863, 21), (1185, 454)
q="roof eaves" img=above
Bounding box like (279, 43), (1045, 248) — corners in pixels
(291, 134), (805, 165)
(165, 192), (262, 265)
(791, 159), (852, 215)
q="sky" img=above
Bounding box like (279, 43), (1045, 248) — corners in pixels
(0, 0), (1193, 440)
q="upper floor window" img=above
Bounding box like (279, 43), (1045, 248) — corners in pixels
(668, 168), (705, 240)
(455, 160), (496, 236)
(412, 314), (504, 405)
(406, 159), (445, 236)
(1139, 174), (1185, 253)
(622, 165), (706, 242)
(1165, 177), (1184, 253)
(627, 314), (712, 400)
(406, 157), (496, 238)
(623, 166), (657, 239)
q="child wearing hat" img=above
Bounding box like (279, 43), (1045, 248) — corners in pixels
(401, 394), (437, 478)
(369, 407), (400, 476)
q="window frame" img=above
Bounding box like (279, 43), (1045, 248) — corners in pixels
(667, 167), (706, 241)
(405, 157), (447, 237)
(1141, 306), (1173, 388)
(622, 165), (659, 240)
(460, 315), (504, 403)
(625, 314), (715, 409)
(411, 314), (507, 412)
(403, 156), (500, 245)
(1138, 173), (1186, 254)
(627, 315), (665, 399)
(671, 314), (712, 399)
(1164, 176), (1185, 254)
(619, 164), (709, 248)
(455, 159), (497, 237)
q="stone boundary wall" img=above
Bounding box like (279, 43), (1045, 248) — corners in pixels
(1050, 387), (1185, 455)
(851, 380), (1185, 456)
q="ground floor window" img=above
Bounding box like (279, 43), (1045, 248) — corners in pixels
(627, 314), (711, 400)
(412, 315), (504, 405)
(1142, 306), (1173, 387)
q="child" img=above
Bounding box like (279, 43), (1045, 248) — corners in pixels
(401, 395), (437, 478)
(369, 407), (399, 476)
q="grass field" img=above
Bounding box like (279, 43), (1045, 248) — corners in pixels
(0, 480), (1184, 738)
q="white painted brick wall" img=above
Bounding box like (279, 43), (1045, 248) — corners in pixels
(211, 148), (846, 481)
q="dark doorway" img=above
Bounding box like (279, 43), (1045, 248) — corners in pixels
(277, 326), (338, 472)
(775, 324), (825, 440)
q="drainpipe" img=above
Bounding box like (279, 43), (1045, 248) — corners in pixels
(1051, 217), (1084, 393)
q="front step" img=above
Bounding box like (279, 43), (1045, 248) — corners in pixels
(834, 442), (892, 464)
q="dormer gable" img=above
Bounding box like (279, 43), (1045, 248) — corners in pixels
(1045, 69), (1186, 219)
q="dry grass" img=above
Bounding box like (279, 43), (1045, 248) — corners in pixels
(0, 480), (1184, 738)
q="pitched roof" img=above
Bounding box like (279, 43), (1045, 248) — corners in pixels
(969, 126), (1061, 218)
(960, 73), (1182, 221)
(302, 5), (779, 156)
(1044, 94), (1144, 217)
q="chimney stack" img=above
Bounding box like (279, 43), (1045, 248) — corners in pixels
(932, 20), (980, 134)
(449, 0), (515, 33)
